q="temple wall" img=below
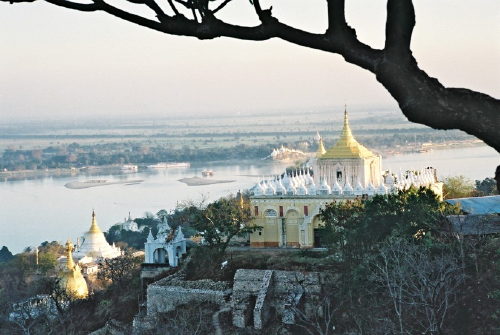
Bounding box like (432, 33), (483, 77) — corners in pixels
(249, 196), (353, 248)
(317, 156), (381, 187)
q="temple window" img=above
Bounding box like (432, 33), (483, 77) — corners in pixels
(254, 206), (259, 216)
(304, 206), (309, 216)
(264, 209), (277, 217)
(336, 171), (342, 180)
(279, 206), (284, 217)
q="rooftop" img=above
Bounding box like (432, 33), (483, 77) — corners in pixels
(319, 109), (377, 160)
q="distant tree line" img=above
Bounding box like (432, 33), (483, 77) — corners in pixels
(0, 142), (276, 171)
(443, 176), (498, 199)
(0, 128), (473, 171)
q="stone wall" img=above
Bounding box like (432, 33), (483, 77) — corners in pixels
(134, 268), (326, 333)
(231, 269), (324, 329)
(146, 274), (231, 317)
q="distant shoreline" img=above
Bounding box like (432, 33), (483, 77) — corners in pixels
(0, 140), (488, 183)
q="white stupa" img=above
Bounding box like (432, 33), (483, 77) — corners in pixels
(73, 211), (122, 260)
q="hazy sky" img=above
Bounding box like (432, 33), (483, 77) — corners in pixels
(1, 0), (499, 120)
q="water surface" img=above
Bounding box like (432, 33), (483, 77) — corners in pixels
(1, 146), (497, 253)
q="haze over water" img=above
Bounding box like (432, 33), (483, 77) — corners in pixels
(0, 145), (498, 253)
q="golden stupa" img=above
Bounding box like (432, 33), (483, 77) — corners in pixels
(317, 136), (327, 157)
(59, 240), (88, 299)
(320, 109), (376, 159)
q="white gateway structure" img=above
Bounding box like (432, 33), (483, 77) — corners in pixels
(144, 218), (187, 267)
(73, 211), (122, 260)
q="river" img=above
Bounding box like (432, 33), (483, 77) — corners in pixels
(0, 145), (498, 253)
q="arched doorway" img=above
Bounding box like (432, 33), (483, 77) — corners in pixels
(153, 248), (167, 264)
(176, 246), (183, 258)
(285, 210), (300, 247)
(312, 215), (324, 248)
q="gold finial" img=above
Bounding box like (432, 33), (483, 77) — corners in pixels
(339, 105), (354, 143)
(89, 210), (102, 234)
(65, 240), (75, 270)
(343, 105), (349, 127)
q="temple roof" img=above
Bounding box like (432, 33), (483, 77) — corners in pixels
(320, 109), (376, 159)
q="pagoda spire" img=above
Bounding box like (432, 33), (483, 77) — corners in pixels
(319, 107), (375, 159)
(316, 131), (327, 156)
(89, 210), (102, 234)
(341, 105), (354, 142)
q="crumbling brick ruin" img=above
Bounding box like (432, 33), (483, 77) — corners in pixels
(133, 269), (325, 333)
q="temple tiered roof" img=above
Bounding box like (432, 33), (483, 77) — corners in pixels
(320, 109), (376, 159)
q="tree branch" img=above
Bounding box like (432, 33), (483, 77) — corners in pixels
(173, 0), (191, 9)
(212, 0), (231, 14)
(326, 0), (347, 33)
(385, 0), (415, 59)
(166, 0), (179, 15)
(125, 0), (167, 20)
(45, 0), (100, 12)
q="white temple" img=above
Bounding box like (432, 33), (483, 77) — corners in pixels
(119, 212), (140, 232)
(73, 211), (122, 260)
(144, 218), (187, 267)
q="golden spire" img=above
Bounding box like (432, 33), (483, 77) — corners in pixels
(317, 137), (327, 156)
(320, 107), (376, 159)
(341, 105), (354, 141)
(89, 210), (102, 234)
(65, 240), (75, 270)
(239, 190), (244, 209)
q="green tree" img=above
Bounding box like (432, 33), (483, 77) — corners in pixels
(0, 246), (13, 263)
(316, 188), (471, 334)
(37, 252), (58, 275)
(97, 250), (141, 286)
(193, 193), (261, 254)
(475, 177), (498, 196)
(185, 194), (261, 280)
(320, 187), (451, 262)
(443, 175), (475, 199)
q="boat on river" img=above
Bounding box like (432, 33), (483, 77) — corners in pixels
(201, 169), (214, 177)
(121, 164), (138, 171)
